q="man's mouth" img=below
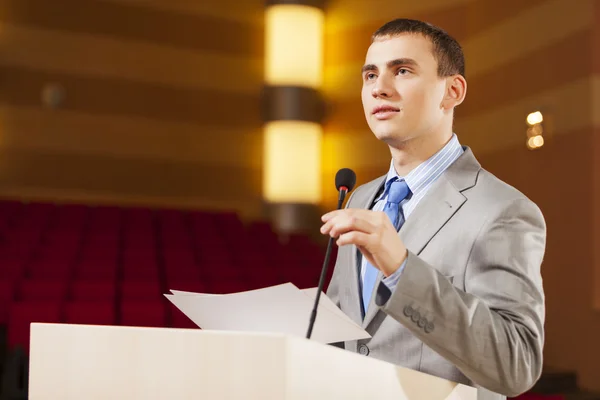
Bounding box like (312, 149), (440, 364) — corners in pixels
(372, 105), (401, 119)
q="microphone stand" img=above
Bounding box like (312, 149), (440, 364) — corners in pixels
(306, 187), (348, 339)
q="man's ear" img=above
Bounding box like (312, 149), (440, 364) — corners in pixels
(442, 75), (467, 110)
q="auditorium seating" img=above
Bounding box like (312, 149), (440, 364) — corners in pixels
(0, 199), (334, 355)
(0, 199), (583, 399)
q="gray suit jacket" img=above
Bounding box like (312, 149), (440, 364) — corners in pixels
(326, 147), (546, 400)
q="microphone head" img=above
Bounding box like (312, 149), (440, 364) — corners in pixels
(335, 168), (357, 192)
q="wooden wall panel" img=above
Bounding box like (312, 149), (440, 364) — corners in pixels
(0, 0), (263, 56)
(0, 0), (265, 219)
(0, 106), (263, 167)
(0, 22), (263, 93)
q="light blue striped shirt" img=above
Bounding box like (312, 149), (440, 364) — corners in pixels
(360, 133), (464, 294)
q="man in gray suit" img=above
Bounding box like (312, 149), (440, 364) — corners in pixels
(321, 19), (546, 400)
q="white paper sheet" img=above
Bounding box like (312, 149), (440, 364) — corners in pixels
(165, 282), (370, 344)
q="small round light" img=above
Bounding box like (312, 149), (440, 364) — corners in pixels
(527, 111), (543, 125)
(527, 135), (544, 149)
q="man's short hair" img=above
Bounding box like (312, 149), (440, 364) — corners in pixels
(372, 18), (465, 78)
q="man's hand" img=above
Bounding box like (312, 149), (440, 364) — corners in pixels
(320, 209), (408, 277)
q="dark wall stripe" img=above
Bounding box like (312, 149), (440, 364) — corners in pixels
(0, 0), (263, 57)
(0, 148), (262, 201)
(266, 0), (326, 10)
(459, 29), (591, 119)
(323, 97), (367, 133)
(324, 29), (592, 134)
(262, 86), (325, 123)
(0, 65), (262, 129)
(324, 0), (549, 66)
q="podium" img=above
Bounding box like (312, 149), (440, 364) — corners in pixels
(28, 323), (476, 399)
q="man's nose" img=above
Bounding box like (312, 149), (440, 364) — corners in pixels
(372, 76), (394, 98)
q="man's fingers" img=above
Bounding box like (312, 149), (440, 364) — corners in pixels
(322, 209), (385, 224)
(336, 231), (371, 247)
(321, 213), (376, 237)
(331, 216), (375, 237)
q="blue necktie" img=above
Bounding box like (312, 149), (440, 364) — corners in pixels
(361, 178), (411, 314)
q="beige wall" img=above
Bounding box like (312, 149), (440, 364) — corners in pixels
(323, 0), (600, 392)
(0, 0), (265, 219)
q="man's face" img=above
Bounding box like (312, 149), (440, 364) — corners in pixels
(361, 33), (449, 145)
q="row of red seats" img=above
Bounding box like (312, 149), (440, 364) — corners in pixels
(2, 272), (325, 354)
(1, 232), (323, 271)
(0, 202), (257, 239)
(6, 298), (197, 354)
(0, 200), (331, 354)
(1, 261), (320, 286)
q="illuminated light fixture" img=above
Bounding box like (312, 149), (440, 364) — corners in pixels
(526, 111), (545, 150)
(262, 0), (326, 234)
(527, 111), (544, 125)
(265, 4), (324, 88)
(527, 135), (544, 150)
(263, 121), (322, 203)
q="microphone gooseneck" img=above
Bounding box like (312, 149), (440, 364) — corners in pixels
(306, 168), (356, 340)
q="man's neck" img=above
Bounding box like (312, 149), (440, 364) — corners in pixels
(389, 131), (453, 177)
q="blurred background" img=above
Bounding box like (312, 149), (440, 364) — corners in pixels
(0, 0), (598, 398)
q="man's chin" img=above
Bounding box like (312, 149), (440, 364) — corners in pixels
(372, 130), (409, 144)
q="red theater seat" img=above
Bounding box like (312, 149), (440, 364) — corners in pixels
(7, 301), (62, 353)
(121, 281), (162, 300)
(75, 263), (118, 281)
(71, 281), (116, 301)
(18, 280), (68, 301)
(166, 280), (207, 294)
(120, 299), (167, 328)
(65, 301), (116, 326)
(0, 280), (17, 324)
(170, 307), (198, 329)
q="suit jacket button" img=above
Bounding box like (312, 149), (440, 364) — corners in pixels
(403, 305), (413, 317)
(358, 344), (370, 356)
(425, 322), (435, 333)
(418, 317), (427, 328)
(411, 311), (420, 323)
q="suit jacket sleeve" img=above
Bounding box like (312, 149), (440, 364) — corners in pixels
(378, 197), (546, 397)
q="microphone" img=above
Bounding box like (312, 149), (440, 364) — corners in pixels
(306, 168), (357, 340)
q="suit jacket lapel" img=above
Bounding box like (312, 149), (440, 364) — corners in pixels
(402, 148), (481, 256)
(399, 176), (466, 256)
(361, 147), (481, 329)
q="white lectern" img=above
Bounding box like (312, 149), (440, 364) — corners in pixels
(28, 323), (476, 399)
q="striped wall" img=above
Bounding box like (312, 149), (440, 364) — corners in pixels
(323, 0), (600, 392)
(0, 0), (265, 218)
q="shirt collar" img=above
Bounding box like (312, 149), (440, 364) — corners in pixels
(376, 133), (462, 202)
